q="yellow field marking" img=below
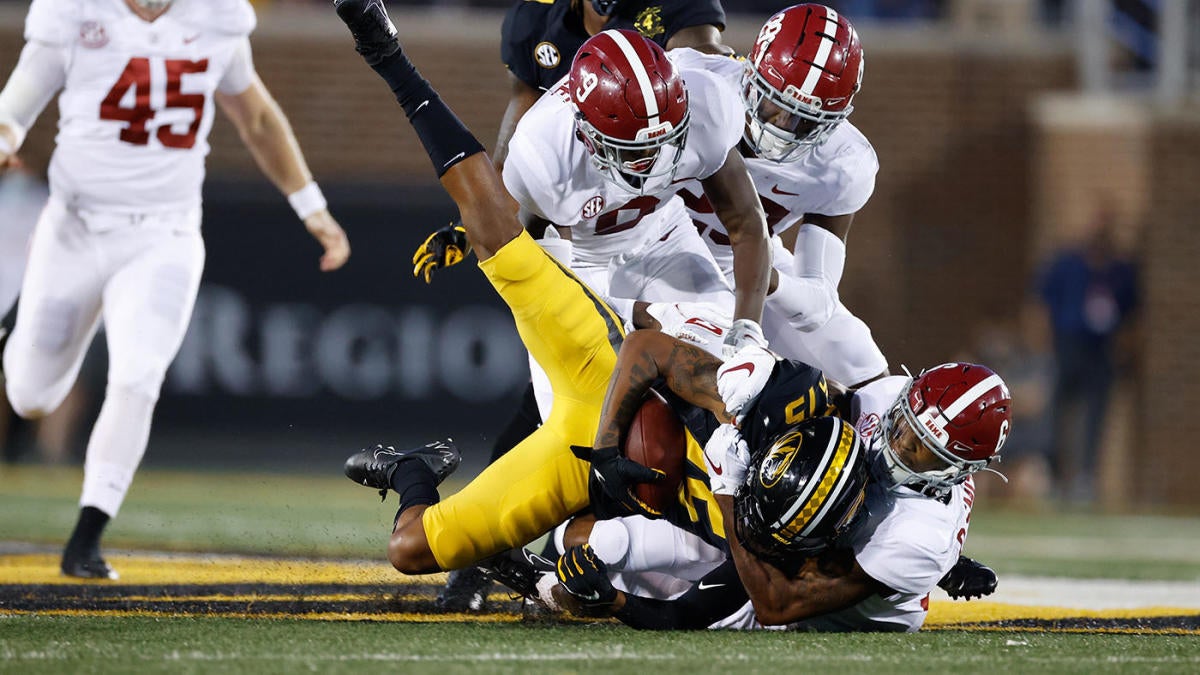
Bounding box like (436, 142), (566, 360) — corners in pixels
(2, 608), (525, 623)
(926, 601), (1200, 624)
(0, 553), (442, 586)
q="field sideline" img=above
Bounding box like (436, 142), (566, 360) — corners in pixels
(2, 465), (1198, 672)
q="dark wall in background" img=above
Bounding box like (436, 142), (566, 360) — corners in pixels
(152, 181), (528, 469)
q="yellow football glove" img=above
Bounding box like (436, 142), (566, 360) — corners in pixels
(412, 220), (471, 283)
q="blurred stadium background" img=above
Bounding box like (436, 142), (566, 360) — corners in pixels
(1, 0), (1198, 516)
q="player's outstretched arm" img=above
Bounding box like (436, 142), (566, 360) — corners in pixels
(699, 148), (770, 328)
(0, 39), (68, 172)
(334, 0), (521, 261)
(216, 75), (350, 271)
(715, 494), (883, 625)
(593, 330), (728, 450)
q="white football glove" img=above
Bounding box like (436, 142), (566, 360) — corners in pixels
(703, 423), (751, 496)
(721, 318), (767, 360)
(645, 301), (730, 359)
(716, 345), (776, 425)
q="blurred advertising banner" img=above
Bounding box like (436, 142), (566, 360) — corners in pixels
(154, 181), (529, 459)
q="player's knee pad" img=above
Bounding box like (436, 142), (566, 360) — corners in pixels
(587, 518), (631, 568)
(4, 378), (70, 419)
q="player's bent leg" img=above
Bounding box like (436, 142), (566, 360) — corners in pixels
(479, 231), (624, 403)
(421, 410), (593, 570)
(4, 202), (105, 418)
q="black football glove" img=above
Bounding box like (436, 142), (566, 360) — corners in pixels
(412, 219), (470, 283)
(571, 444), (665, 519)
(556, 544), (617, 607)
(938, 555), (998, 601)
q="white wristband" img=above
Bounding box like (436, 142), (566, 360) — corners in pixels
(287, 182), (327, 221)
(0, 127), (20, 157)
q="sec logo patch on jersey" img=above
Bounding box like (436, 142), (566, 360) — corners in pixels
(80, 21), (109, 49)
(581, 195), (604, 219)
(534, 41), (560, 69)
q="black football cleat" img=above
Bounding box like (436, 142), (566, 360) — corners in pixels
(333, 0), (401, 66)
(435, 566), (493, 613)
(344, 439), (460, 499)
(938, 555), (997, 600)
(61, 550), (119, 580)
(477, 547), (556, 598)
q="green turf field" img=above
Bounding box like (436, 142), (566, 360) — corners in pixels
(2, 464), (1198, 673)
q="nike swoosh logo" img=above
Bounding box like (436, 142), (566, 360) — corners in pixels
(704, 447), (723, 475)
(721, 362), (755, 379)
(769, 185), (801, 197)
(443, 151), (466, 167)
(183, 33), (201, 44)
(697, 581), (725, 590)
(414, 99), (430, 114)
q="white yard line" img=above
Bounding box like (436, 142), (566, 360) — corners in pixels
(934, 575), (1200, 610)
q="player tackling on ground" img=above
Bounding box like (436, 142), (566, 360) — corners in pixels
(332, 0), (749, 575)
(0, 0), (350, 579)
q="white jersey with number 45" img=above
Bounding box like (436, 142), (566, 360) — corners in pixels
(26, 0), (256, 214)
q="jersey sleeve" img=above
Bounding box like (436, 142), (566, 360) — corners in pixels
(192, 0), (257, 37)
(852, 500), (956, 596)
(740, 358), (831, 451)
(500, 1), (542, 89)
(25, 0), (75, 46)
(502, 132), (553, 222)
(217, 37), (256, 95)
(679, 65), (743, 180)
(811, 124), (878, 216)
(660, 0), (727, 35)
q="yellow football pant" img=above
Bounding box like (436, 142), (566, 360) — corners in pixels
(422, 231), (726, 569)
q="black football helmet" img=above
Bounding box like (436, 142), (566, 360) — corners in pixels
(734, 416), (869, 564)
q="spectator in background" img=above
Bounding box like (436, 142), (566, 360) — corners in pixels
(1037, 209), (1138, 503)
(963, 300), (1054, 503)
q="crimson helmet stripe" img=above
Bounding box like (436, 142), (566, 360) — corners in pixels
(603, 30), (661, 125)
(940, 373), (1006, 421)
(800, 8), (840, 96)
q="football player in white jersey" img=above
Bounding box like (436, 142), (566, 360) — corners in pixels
(529, 330), (1010, 632)
(0, 0), (351, 579)
(671, 4), (889, 388)
(499, 28), (769, 422)
(502, 29), (769, 350)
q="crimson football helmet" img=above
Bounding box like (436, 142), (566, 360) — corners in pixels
(742, 4), (864, 162)
(734, 416), (869, 565)
(880, 363), (1013, 497)
(570, 29), (690, 195)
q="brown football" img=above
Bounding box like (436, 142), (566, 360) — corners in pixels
(622, 389), (687, 513)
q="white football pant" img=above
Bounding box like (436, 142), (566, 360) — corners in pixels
(3, 197), (204, 516)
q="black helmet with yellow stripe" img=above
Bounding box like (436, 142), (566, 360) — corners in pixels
(733, 416), (868, 564)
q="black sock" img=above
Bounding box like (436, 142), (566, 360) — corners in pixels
(64, 506), (110, 556)
(390, 459), (440, 513)
(369, 48), (485, 177)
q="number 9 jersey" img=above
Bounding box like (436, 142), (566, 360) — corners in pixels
(25, 0), (256, 214)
